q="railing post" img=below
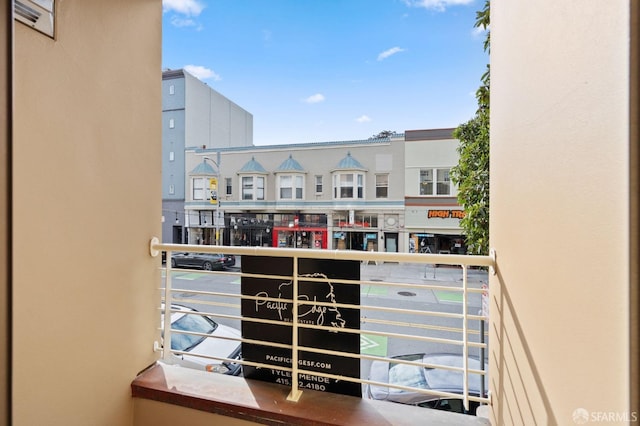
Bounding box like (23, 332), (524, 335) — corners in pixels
(480, 317), (486, 401)
(287, 255), (302, 402)
(162, 250), (174, 362)
(461, 264), (469, 412)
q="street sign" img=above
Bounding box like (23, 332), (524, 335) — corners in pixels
(481, 283), (489, 317)
(209, 177), (218, 204)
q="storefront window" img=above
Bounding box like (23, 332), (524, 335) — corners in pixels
(333, 213), (377, 228)
(409, 233), (466, 255)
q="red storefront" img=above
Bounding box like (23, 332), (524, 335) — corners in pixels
(271, 225), (328, 249)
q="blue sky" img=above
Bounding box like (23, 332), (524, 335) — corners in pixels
(162, 0), (488, 146)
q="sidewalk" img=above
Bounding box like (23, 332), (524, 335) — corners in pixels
(231, 256), (489, 305)
(361, 261), (488, 287)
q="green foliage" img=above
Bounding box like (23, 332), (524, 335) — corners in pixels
(452, 0), (490, 255)
(451, 111), (489, 255)
(370, 130), (395, 139)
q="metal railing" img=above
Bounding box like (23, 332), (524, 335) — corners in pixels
(149, 238), (494, 413)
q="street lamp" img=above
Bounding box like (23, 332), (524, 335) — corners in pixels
(203, 154), (221, 245)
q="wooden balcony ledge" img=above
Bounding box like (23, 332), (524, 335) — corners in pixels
(132, 362), (491, 426)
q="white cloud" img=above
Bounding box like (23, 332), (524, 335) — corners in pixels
(170, 16), (197, 28)
(377, 47), (406, 61)
(163, 0), (205, 16)
(304, 93), (325, 104)
(356, 115), (372, 123)
(402, 0), (474, 12)
(184, 65), (221, 81)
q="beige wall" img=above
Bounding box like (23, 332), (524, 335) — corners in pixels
(13, 1), (161, 425)
(186, 141), (405, 204)
(490, 1), (634, 425)
(134, 399), (259, 426)
(1, 4), (10, 426)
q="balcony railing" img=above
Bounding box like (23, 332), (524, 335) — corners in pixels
(149, 238), (494, 416)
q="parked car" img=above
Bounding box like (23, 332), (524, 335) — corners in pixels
(162, 304), (242, 375)
(169, 252), (227, 271)
(222, 254), (236, 267)
(366, 353), (488, 416)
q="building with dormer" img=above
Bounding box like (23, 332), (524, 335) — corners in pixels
(178, 130), (468, 253)
(182, 136), (407, 251)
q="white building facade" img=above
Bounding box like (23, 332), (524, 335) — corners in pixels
(404, 129), (467, 255)
(183, 137), (405, 251)
(181, 129), (467, 253)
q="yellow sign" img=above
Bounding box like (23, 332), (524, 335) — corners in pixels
(427, 209), (465, 219)
(209, 178), (218, 204)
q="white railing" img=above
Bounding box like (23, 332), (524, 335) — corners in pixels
(149, 238), (494, 414)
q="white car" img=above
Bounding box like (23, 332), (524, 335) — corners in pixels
(162, 304), (242, 375)
(367, 353), (488, 416)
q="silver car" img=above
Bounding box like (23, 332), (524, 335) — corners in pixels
(162, 304), (242, 375)
(367, 353), (488, 415)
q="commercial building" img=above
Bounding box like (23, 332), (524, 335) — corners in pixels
(404, 128), (467, 255)
(162, 69), (253, 244)
(180, 128), (468, 253)
(4, 1), (636, 425)
(183, 135), (408, 251)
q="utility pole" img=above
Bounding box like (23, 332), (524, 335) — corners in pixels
(204, 153), (221, 245)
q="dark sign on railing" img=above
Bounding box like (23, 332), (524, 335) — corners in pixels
(241, 256), (361, 397)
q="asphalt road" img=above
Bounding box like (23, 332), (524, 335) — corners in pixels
(161, 258), (489, 382)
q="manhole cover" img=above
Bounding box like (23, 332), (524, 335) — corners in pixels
(397, 291), (417, 297)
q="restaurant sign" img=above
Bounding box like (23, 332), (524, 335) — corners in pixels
(427, 209), (466, 219)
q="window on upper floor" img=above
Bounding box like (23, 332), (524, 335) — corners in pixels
(333, 172), (364, 199)
(225, 178), (232, 196)
(376, 174), (388, 198)
(279, 174), (304, 200)
(315, 175), (323, 194)
(241, 175), (265, 201)
(169, 84), (175, 95)
(169, 118), (175, 129)
(169, 151), (174, 162)
(192, 177), (206, 201)
(436, 169), (451, 195)
(420, 168), (452, 196)
(420, 169), (433, 195)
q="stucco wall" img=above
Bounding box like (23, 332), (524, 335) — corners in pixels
(184, 72), (253, 150)
(490, 1), (631, 424)
(404, 138), (459, 197)
(13, 1), (161, 425)
(1, 4), (10, 425)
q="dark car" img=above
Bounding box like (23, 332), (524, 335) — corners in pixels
(367, 353), (488, 416)
(222, 254), (236, 267)
(170, 252), (227, 271)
